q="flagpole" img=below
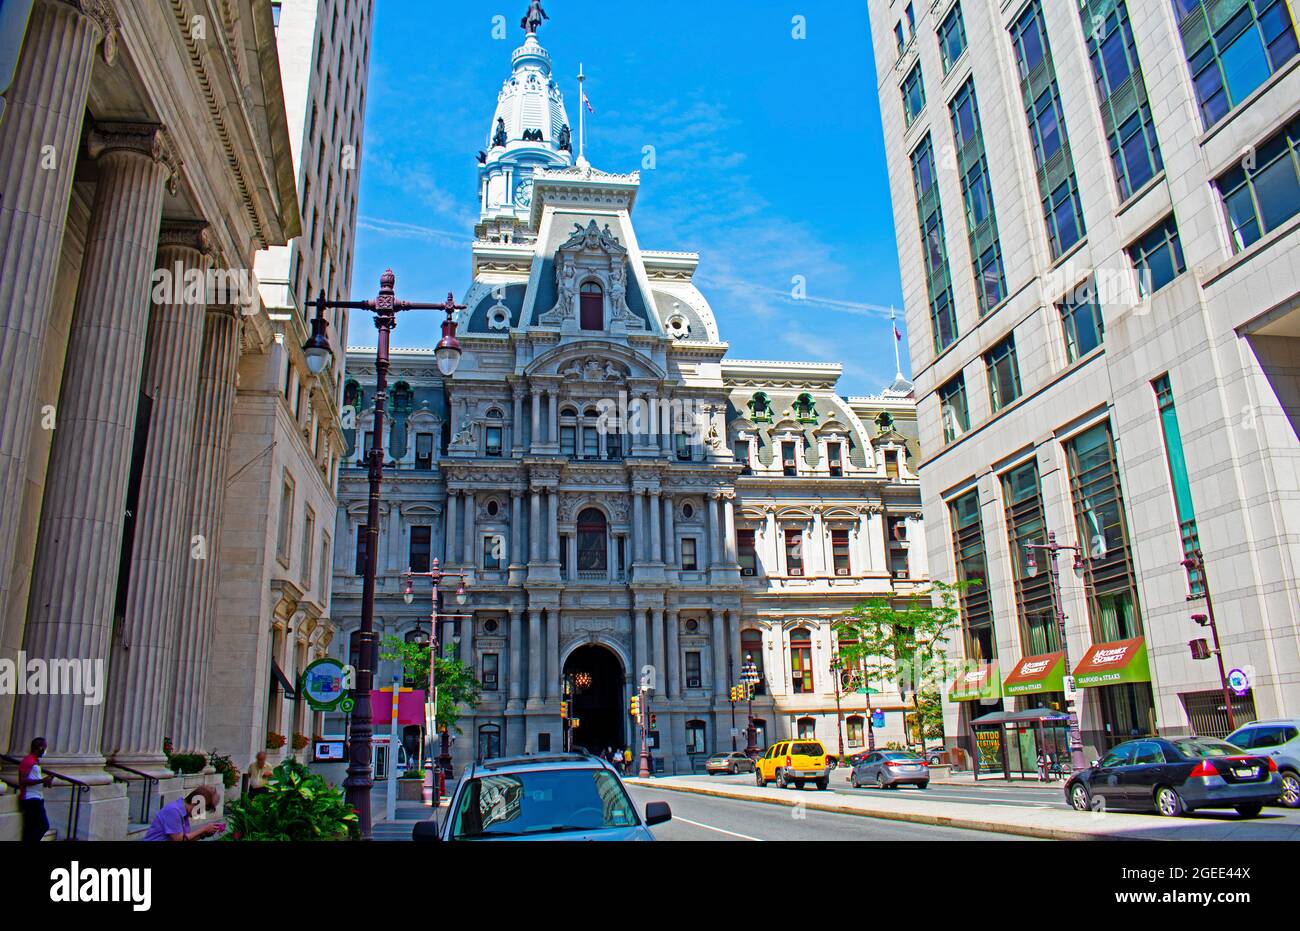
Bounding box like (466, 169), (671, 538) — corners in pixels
(578, 63), (586, 163)
(891, 307), (903, 378)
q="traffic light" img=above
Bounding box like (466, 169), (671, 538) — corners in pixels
(650, 713), (657, 729)
(746, 683), (755, 700)
(629, 695), (640, 718)
(560, 701), (569, 720)
(728, 686), (737, 703)
(1189, 639), (1211, 660)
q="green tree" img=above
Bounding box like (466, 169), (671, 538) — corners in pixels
(379, 635), (482, 735)
(224, 759), (358, 841)
(833, 581), (967, 753)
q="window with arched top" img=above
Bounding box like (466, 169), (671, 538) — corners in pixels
(794, 392), (817, 424)
(790, 628), (814, 694)
(580, 281), (604, 331)
(577, 508), (608, 572)
(748, 391), (773, 423)
(343, 380), (361, 412)
(796, 716), (817, 739)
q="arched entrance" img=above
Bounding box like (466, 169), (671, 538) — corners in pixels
(563, 644), (625, 754)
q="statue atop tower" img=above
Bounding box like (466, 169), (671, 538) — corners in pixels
(521, 1), (549, 35)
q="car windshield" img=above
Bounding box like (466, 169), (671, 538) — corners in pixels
(791, 743), (822, 756)
(884, 752), (920, 761)
(708, 754), (728, 761)
(450, 768), (640, 839)
(1170, 738), (1245, 759)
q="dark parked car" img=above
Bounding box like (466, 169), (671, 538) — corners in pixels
(1065, 737), (1282, 818)
(850, 750), (930, 789)
(412, 752), (672, 841)
(705, 752), (756, 775)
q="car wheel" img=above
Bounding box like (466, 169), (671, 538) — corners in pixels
(1235, 804), (1263, 819)
(1155, 786), (1186, 817)
(776, 768), (787, 789)
(729, 765), (737, 775)
(1279, 770), (1300, 809)
(876, 773), (889, 790)
(851, 775), (860, 788)
(795, 780), (806, 790)
(816, 778), (829, 791)
(755, 769), (765, 787)
(918, 782), (929, 790)
(1070, 783), (1092, 812)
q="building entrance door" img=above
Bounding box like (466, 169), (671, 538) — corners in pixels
(563, 645), (625, 755)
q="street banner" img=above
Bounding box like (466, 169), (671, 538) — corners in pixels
(372, 688), (427, 726)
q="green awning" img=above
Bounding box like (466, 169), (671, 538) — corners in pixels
(1002, 653), (1066, 697)
(1073, 637), (1150, 688)
(948, 662), (1001, 702)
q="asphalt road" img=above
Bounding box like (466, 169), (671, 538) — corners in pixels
(624, 782), (1030, 841)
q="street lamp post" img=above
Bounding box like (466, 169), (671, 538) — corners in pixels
(403, 561), (469, 797)
(1025, 530), (1089, 774)
(829, 655), (845, 761)
(741, 654), (760, 757)
(1182, 548), (1235, 732)
(304, 270), (466, 839)
(727, 654), (737, 751)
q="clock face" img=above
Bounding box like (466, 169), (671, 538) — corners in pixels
(515, 180), (533, 207)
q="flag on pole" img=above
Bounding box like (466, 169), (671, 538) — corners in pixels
(583, 92), (595, 114)
(894, 323), (903, 342)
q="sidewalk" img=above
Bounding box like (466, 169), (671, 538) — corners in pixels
(372, 799), (448, 842)
(625, 774), (1300, 841)
(929, 770), (1064, 790)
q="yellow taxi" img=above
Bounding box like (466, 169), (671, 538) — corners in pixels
(754, 739), (831, 790)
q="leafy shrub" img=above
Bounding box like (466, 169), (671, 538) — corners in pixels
(208, 750), (239, 789)
(223, 759), (358, 842)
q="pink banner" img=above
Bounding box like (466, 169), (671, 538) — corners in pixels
(371, 689), (428, 726)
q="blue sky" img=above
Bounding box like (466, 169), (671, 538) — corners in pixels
(352, 0), (909, 395)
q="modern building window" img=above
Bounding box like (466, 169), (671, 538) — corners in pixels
(974, 236), (1007, 312)
(1066, 422), (1143, 642)
(781, 441), (798, 476)
(1003, 461), (1059, 654)
(1027, 85), (1065, 169)
(984, 336), (1022, 413)
(681, 537), (698, 571)
(415, 433), (435, 470)
(1059, 285), (1105, 362)
(485, 425), (503, 458)
(577, 509), (608, 573)
(1153, 375), (1205, 597)
(1110, 103), (1163, 200)
(912, 135), (959, 351)
(409, 525), (432, 573)
(938, 2), (967, 73)
(948, 82), (1008, 313)
(481, 653), (499, 691)
(902, 62), (926, 127)
(685, 651), (702, 689)
(686, 720), (707, 754)
(949, 490), (994, 660)
(895, 21), (907, 56)
(738, 529), (757, 576)
(482, 534), (504, 571)
(276, 474), (295, 566)
(827, 442), (843, 477)
(938, 373), (970, 443)
(580, 281), (603, 331)
(1044, 176), (1086, 258)
(1174, 0), (1299, 128)
(831, 529), (851, 576)
(1128, 215), (1186, 295)
(354, 525), (368, 576)
(1011, 1), (1048, 78)
(784, 529), (804, 576)
(1215, 115), (1300, 252)
(790, 629), (814, 693)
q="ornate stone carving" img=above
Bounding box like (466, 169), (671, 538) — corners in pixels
(157, 220), (214, 257)
(68, 0), (120, 64)
(87, 121), (181, 195)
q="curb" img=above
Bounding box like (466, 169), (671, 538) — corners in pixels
(625, 779), (1142, 842)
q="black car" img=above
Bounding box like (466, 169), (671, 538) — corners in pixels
(1065, 737), (1282, 818)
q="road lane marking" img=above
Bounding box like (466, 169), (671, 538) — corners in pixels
(671, 816), (764, 841)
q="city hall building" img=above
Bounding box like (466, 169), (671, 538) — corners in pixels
(330, 25), (926, 775)
(868, 0), (1300, 767)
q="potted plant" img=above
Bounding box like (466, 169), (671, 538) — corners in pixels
(223, 759), (359, 841)
(291, 733), (310, 752)
(208, 751), (239, 789)
(266, 732), (287, 751)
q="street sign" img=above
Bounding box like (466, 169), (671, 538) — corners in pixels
(1227, 668), (1250, 696)
(1064, 675), (1078, 700)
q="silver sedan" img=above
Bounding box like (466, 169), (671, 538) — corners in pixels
(705, 752), (756, 775)
(850, 750), (930, 789)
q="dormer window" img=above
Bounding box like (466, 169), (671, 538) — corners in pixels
(392, 382), (413, 414)
(735, 439), (751, 475)
(580, 282), (604, 331)
(343, 380), (361, 412)
(782, 441), (798, 477)
(827, 442), (843, 477)
(885, 448), (900, 479)
(794, 392), (818, 424)
(748, 392), (774, 423)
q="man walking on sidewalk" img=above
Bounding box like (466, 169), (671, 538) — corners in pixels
(18, 737), (54, 842)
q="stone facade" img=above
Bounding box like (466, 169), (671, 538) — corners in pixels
(868, 0), (1300, 762)
(328, 29), (928, 776)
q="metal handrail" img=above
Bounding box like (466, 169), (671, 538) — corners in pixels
(0, 751), (92, 840)
(106, 762), (160, 824)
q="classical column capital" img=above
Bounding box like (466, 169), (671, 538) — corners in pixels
(157, 219), (214, 257)
(60, 0), (120, 64)
(87, 121), (181, 195)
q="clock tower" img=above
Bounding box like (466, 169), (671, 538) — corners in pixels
(477, 27), (574, 241)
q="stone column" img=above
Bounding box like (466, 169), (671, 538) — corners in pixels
(511, 385), (525, 454)
(169, 307), (241, 754)
(662, 493), (676, 567)
(444, 490), (458, 565)
(729, 609), (742, 682)
(527, 609), (543, 704)
(386, 503), (402, 573)
(649, 491), (662, 563)
(723, 493), (738, 565)
(651, 608), (665, 693)
(462, 491), (477, 566)
(546, 490), (559, 562)
(548, 390), (559, 446)
(529, 388), (541, 452)
(633, 608), (648, 683)
(707, 493), (722, 568)
(545, 609), (560, 700)
(0, 0), (114, 630)
(711, 609), (727, 699)
(508, 609), (524, 706)
(666, 609), (682, 699)
(566, 533), (577, 581)
(811, 506), (826, 577)
(462, 615), (476, 678)
(529, 490), (541, 562)
(11, 121), (174, 771)
(630, 489), (643, 564)
(103, 222), (213, 769)
(510, 490), (523, 567)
